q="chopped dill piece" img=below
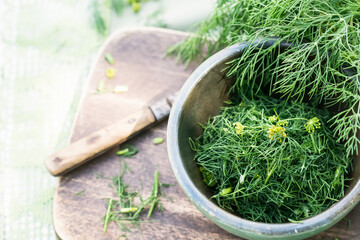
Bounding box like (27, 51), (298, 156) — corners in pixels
(103, 198), (113, 233)
(113, 85), (128, 93)
(120, 207), (138, 213)
(105, 53), (115, 64)
(94, 173), (112, 180)
(159, 183), (175, 188)
(117, 144), (138, 157)
(153, 137), (164, 144)
(97, 79), (106, 93)
(106, 67), (116, 79)
(117, 148), (130, 155)
(74, 189), (86, 196)
(191, 92), (352, 223)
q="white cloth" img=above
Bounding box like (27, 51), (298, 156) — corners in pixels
(0, 0), (214, 239)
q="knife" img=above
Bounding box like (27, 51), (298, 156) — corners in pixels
(44, 93), (177, 176)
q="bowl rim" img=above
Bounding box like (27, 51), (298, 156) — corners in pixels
(167, 40), (360, 237)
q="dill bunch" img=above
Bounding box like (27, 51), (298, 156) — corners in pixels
(170, 0), (360, 157)
(190, 93), (352, 223)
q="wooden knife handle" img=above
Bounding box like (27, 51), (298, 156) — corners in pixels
(45, 107), (156, 176)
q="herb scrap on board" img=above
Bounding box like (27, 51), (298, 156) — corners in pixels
(102, 159), (169, 237)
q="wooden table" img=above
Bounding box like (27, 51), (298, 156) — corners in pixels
(53, 28), (360, 240)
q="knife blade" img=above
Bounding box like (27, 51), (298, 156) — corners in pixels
(44, 92), (177, 176)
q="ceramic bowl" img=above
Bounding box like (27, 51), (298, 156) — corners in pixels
(167, 40), (360, 240)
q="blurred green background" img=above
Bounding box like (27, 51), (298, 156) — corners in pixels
(0, 0), (214, 239)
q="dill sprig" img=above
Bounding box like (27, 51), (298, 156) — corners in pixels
(91, 0), (108, 37)
(112, 0), (125, 15)
(90, 0), (158, 36)
(191, 92), (352, 223)
(170, 0), (360, 157)
(102, 160), (164, 236)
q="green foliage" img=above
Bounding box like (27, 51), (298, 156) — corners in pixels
(116, 144), (139, 157)
(105, 53), (115, 64)
(191, 91), (352, 223)
(153, 137), (164, 144)
(102, 160), (164, 236)
(171, 0), (360, 156)
(91, 0), (108, 36)
(112, 0), (125, 15)
(90, 0), (157, 36)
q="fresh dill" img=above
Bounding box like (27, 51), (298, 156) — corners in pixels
(90, 0), (108, 37)
(74, 189), (86, 196)
(116, 144), (138, 157)
(102, 160), (165, 236)
(90, 0), (158, 36)
(97, 79), (106, 93)
(111, 0), (125, 16)
(170, 0), (360, 157)
(191, 91), (352, 223)
(153, 137), (164, 144)
(105, 53), (115, 64)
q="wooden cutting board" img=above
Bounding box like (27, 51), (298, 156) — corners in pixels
(53, 28), (360, 240)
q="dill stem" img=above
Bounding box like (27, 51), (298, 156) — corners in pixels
(148, 170), (159, 218)
(103, 198), (113, 233)
(120, 207), (138, 213)
(310, 134), (318, 154)
(264, 165), (277, 185)
(132, 197), (152, 219)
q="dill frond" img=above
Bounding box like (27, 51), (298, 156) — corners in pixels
(102, 160), (166, 237)
(90, 0), (109, 36)
(192, 91), (352, 223)
(171, 0), (360, 157)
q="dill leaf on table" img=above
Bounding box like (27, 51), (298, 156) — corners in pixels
(102, 160), (165, 237)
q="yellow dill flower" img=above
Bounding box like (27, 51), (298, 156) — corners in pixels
(276, 120), (289, 127)
(304, 117), (321, 133)
(268, 115), (278, 123)
(199, 167), (216, 187)
(106, 68), (116, 79)
(132, 2), (141, 12)
(268, 125), (287, 142)
(233, 122), (245, 136)
(220, 187), (232, 196)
